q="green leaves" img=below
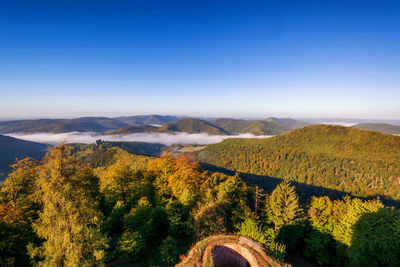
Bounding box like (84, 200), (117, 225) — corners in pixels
(238, 218), (286, 261)
(305, 195), (389, 266)
(348, 208), (400, 267)
(238, 218), (269, 246)
(117, 231), (145, 260)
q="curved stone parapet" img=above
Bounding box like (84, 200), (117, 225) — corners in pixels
(177, 235), (290, 267)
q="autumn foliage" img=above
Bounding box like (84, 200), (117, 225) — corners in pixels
(1, 143), (400, 266)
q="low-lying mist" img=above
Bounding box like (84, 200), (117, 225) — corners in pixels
(318, 122), (358, 127)
(6, 132), (274, 146)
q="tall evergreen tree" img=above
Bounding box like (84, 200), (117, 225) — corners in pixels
(266, 180), (302, 229)
(28, 145), (108, 266)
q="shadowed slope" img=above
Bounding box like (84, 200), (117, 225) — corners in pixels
(0, 134), (47, 180)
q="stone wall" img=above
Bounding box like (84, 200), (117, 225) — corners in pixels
(177, 235), (290, 267)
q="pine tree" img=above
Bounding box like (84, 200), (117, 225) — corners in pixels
(266, 180), (302, 229)
(28, 145), (108, 266)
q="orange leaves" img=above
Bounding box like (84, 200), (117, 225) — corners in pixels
(1, 157), (39, 208)
(0, 202), (34, 226)
(149, 153), (207, 203)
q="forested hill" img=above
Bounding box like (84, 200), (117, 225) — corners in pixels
(159, 118), (229, 135)
(0, 135), (47, 180)
(104, 118), (298, 136)
(265, 117), (309, 129)
(212, 118), (292, 135)
(352, 122), (400, 135)
(195, 125), (400, 200)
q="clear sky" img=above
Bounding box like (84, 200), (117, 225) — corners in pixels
(1, 0), (399, 119)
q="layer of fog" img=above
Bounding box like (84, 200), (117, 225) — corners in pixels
(6, 132), (274, 146)
(318, 122), (358, 127)
(305, 118), (400, 127)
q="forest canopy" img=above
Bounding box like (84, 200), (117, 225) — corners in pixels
(1, 142), (400, 266)
(196, 125), (400, 201)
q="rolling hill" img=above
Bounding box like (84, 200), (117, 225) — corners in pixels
(352, 123), (400, 135)
(159, 118), (229, 135)
(210, 118), (250, 133)
(115, 115), (179, 126)
(195, 125), (400, 200)
(265, 117), (309, 129)
(237, 120), (291, 135)
(0, 116), (308, 136)
(0, 134), (48, 181)
(212, 118), (288, 135)
(105, 118), (294, 136)
(212, 118), (305, 135)
(0, 117), (130, 134)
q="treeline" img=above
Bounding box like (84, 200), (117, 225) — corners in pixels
(1, 145), (400, 266)
(196, 125), (400, 200)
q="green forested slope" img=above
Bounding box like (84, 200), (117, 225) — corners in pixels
(196, 125), (400, 200)
(212, 118), (291, 135)
(240, 120), (291, 135)
(160, 118), (229, 135)
(265, 117), (309, 129)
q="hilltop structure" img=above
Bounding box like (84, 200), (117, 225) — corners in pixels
(177, 235), (289, 267)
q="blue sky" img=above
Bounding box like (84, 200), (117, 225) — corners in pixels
(1, 0), (399, 119)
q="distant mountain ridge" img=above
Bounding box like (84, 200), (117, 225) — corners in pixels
(352, 123), (400, 135)
(115, 115), (179, 126)
(265, 117), (309, 129)
(106, 117), (309, 136)
(0, 117), (129, 134)
(0, 115), (309, 136)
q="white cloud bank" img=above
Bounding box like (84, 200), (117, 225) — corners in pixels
(6, 132), (274, 146)
(318, 122), (358, 127)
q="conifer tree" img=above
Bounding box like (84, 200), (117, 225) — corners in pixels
(28, 145), (107, 266)
(266, 180), (302, 229)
